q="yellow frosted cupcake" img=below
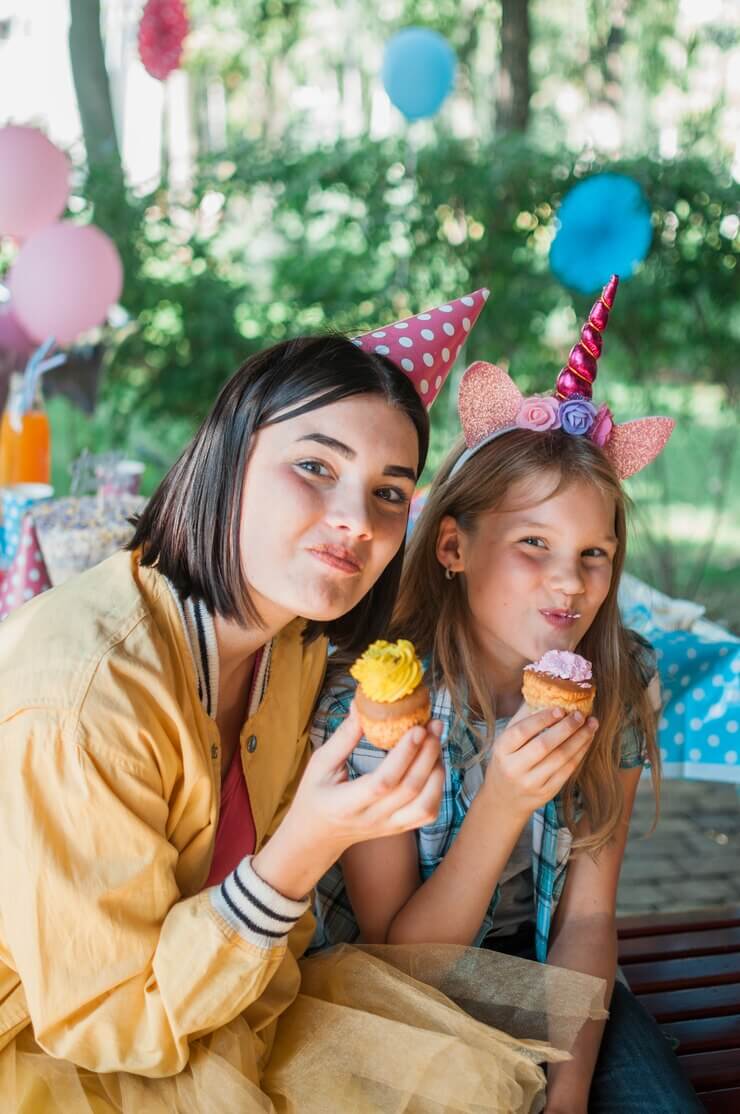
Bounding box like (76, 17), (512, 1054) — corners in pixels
(350, 639), (430, 750)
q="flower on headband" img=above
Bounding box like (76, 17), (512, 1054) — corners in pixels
(516, 395), (561, 432)
(590, 404), (614, 447)
(560, 398), (597, 437)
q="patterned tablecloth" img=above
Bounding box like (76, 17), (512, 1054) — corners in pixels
(0, 495), (143, 620)
(618, 584), (739, 785)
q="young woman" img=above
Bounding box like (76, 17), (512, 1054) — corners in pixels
(0, 330), (448, 1111)
(313, 279), (702, 1112)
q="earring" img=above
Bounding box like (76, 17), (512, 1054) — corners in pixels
(445, 567), (456, 581)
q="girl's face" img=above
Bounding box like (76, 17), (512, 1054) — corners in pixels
(439, 473), (617, 670)
(240, 393), (419, 629)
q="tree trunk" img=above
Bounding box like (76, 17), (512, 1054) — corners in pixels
(68, 0), (129, 246)
(68, 0), (123, 176)
(496, 0), (531, 134)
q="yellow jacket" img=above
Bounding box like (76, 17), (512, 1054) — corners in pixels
(0, 551), (326, 1077)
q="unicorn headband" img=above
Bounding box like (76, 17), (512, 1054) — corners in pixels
(452, 275), (674, 480)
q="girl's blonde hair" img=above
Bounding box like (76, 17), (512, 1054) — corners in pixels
(392, 428), (659, 852)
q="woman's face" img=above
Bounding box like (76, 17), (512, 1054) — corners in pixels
(240, 393), (419, 629)
(439, 473), (617, 670)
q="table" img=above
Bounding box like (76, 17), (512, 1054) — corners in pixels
(0, 494), (143, 619)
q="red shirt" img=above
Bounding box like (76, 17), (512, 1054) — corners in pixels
(204, 649), (263, 887)
(204, 745), (256, 887)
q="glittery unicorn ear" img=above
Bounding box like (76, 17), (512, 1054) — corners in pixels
(602, 417), (675, 480)
(458, 361), (523, 448)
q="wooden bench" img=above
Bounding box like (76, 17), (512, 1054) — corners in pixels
(617, 906), (740, 1113)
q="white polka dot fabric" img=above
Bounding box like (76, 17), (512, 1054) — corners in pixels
(0, 515), (52, 620)
(621, 601), (740, 784)
(354, 288), (490, 408)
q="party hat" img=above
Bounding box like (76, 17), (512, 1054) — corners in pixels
(354, 288), (489, 408)
(454, 275), (674, 480)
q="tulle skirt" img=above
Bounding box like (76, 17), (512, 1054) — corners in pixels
(0, 943), (606, 1114)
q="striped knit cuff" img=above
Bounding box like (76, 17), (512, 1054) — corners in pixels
(209, 855), (309, 949)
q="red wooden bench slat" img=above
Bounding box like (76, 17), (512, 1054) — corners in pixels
(616, 909), (740, 1104)
(622, 952), (740, 994)
(677, 1049), (740, 1090)
(636, 982), (740, 1023)
(660, 1013), (740, 1054)
(697, 1086), (740, 1113)
(619, 926), (740, 964)
(617, 908), (740, 939)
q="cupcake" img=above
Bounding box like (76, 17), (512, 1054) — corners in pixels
(522, 650), (595, 717)
(350, 639), (431, 750)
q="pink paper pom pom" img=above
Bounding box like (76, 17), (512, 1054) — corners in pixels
(138, 0), (189, 81)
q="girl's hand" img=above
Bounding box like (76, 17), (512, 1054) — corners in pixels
(254, 703), (444, 900)
(483, 705), (597, 819)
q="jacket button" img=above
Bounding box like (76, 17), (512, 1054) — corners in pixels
(211, 743), (218, 760)
(246, 734), (258, 753)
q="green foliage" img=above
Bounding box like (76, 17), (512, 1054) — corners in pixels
(68, 137), (738, 625)
(86, 135), (738, 442)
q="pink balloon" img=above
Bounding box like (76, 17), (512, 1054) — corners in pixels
(0, 126), (69, 239)
(9, 222), (123, 345)
(0, 304), (35, 356)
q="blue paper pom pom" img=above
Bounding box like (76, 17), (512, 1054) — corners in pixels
(550, 174), (652, 294)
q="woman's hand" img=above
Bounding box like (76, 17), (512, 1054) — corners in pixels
(483, 705), (597, 820)
(294, 702), (444, 848)
(253, 703), (444, 899)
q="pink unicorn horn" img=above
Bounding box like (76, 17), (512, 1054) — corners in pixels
(554, 274), (619, 402)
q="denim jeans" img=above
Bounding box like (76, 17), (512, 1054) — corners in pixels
(483, 925), (703, 1113)
(588, 980), (703, 1113)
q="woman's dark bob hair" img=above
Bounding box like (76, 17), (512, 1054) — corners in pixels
(129, 333), (429, 656)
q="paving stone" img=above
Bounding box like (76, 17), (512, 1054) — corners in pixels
(683, 831), (730, 856)
(682, 852), (739, 877)
(647, 816), (702, 835)
(660, 878), (737, 905)
(619, 857), (682, 882)
(626, 834), (692, 858)
(695, 813), (740, 833)
(618, 904), (659, 917)
(617, 777), (739, 912)
(616, 883), (666, 911)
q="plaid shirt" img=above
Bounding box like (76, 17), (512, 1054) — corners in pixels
(310, 637), (655, 963)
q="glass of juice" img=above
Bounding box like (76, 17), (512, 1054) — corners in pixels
(0, 373), (51, 485)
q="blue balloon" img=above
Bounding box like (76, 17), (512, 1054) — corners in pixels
(550, 174), (653, 294)
(382, 28), (456, 122)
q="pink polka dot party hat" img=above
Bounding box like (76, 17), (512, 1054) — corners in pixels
(353, 287), (489, 409)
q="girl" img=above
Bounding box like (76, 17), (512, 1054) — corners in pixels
(313, 278), (702, 1112)
(0, 304), (488, 1112)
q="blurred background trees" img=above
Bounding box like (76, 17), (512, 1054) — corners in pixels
(1, 0), (738, 624)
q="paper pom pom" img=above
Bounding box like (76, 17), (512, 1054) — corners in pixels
(550, 175), (652, 294)
(138, 0), (189, 81)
